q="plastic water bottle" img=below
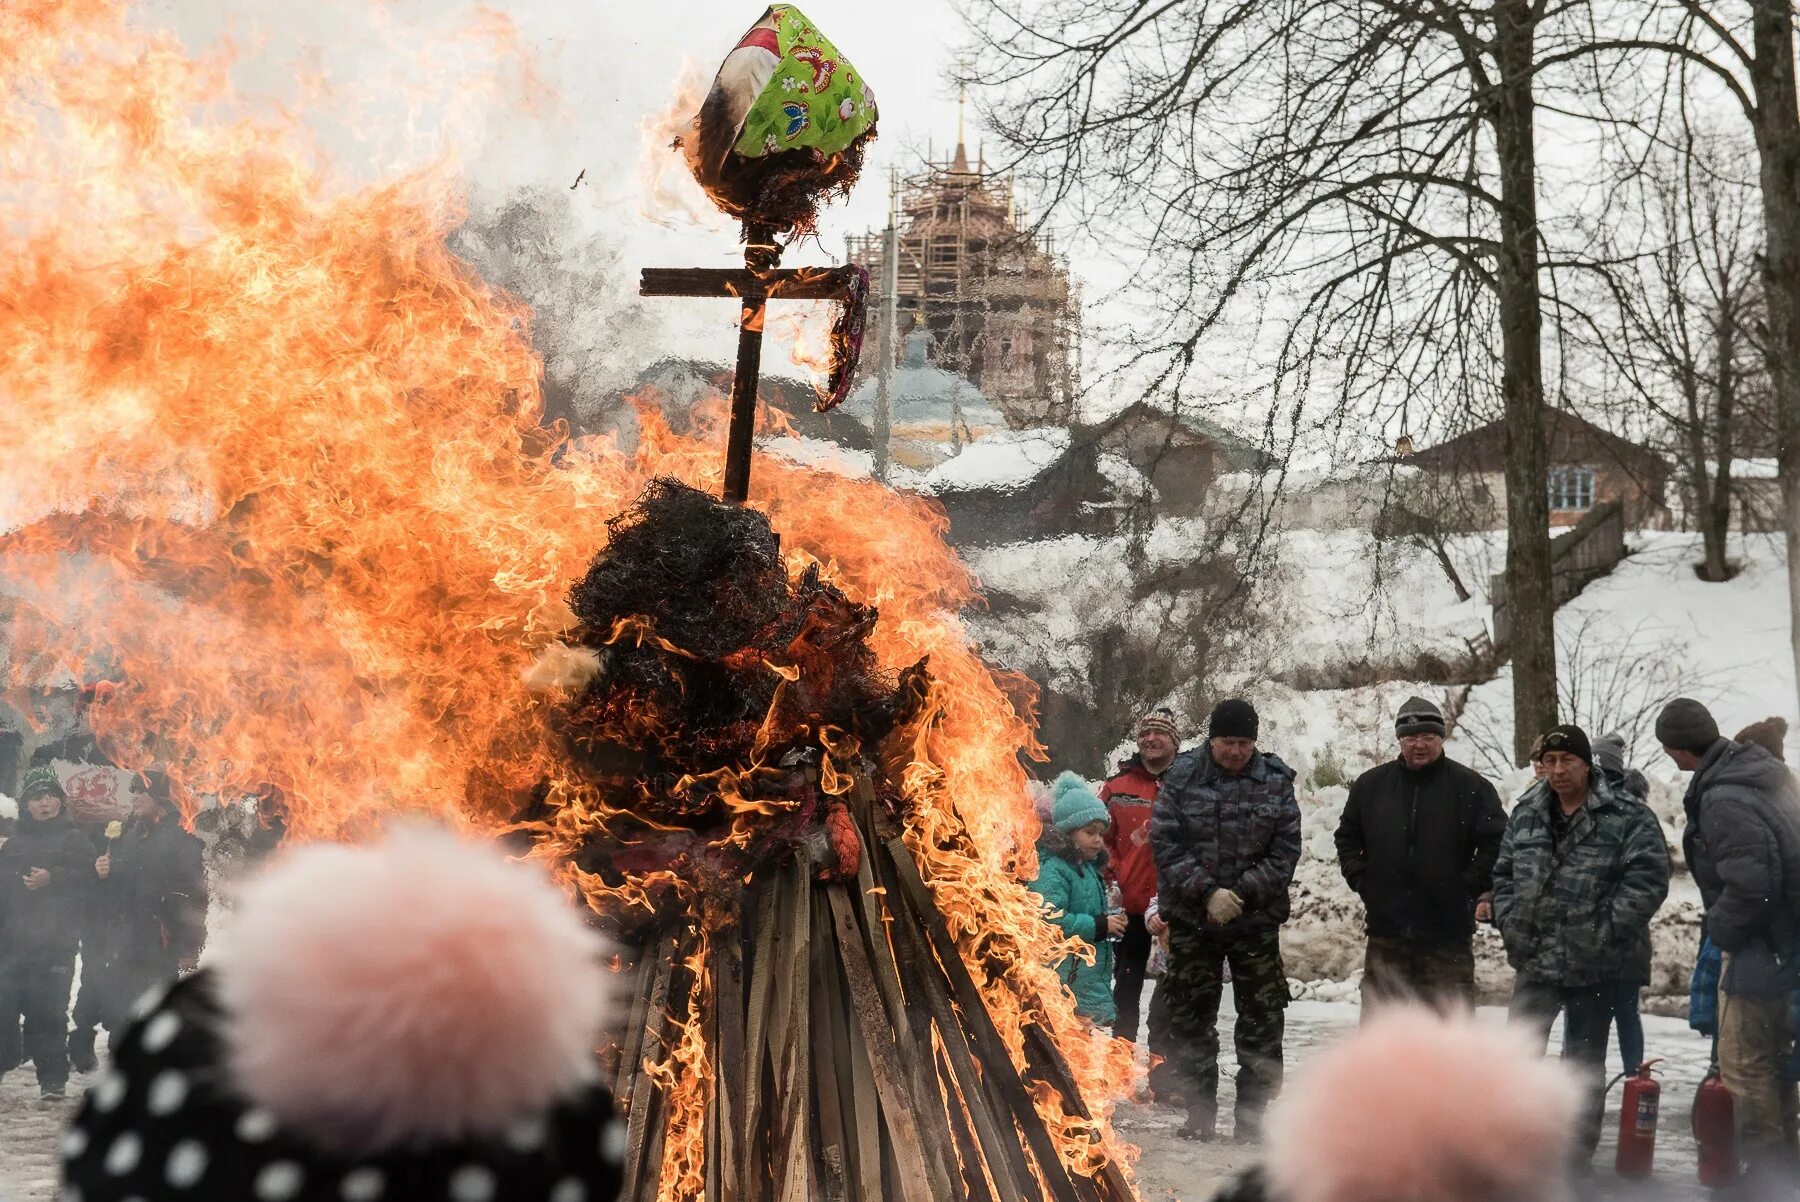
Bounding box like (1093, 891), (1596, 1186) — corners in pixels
(1104, 883), (1125, 942)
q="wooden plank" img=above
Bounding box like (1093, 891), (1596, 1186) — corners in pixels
(639, 266), (863, 302)
(614, 936), (661, 1100)
(809, 891), (850, 1202)
(825, 883), (945, 1202)
(844, 815), (969, 1196)
(839, 948), (885, 1202)
(880, 861), (1031, 1202)
(771, 863), (814, 1201)
(714, 928), (747, 1202)
(619, 936), (677, 1199)
(1025, 1026), (1137, 1202)
(881, 838), (1089, 1202)
(741, 880), (780, 1172)
(932, 1030), (998, 1202)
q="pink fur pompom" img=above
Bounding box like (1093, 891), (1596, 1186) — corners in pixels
(215, 825), (610, 1155)
(1263, 1007), (1583, 1202)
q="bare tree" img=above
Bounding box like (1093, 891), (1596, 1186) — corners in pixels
(1579, 1), (1800, 711)
(959, 0), (1607, 763)
(1572, 132), (1767, 582)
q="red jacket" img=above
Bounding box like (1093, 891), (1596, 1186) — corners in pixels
(1101, 756), (1165, 916)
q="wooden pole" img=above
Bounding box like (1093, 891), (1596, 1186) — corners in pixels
(723, 222), (778, 504)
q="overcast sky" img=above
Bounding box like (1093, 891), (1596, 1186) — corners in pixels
(142, 0), (998, 373)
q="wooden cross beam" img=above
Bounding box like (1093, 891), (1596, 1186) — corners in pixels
(640, 221), (867, 505)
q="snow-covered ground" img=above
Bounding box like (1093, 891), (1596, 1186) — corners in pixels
(1117, 995), (1720, 1202)
(0, 1061), (85, 1201)
(0, 1002), (1720, 1202)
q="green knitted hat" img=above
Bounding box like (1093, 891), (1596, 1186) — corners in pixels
(1049, 771), (1109, 834)
(19, 764), (66, 802)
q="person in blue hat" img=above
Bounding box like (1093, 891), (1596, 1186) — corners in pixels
(1029, 771), (1122, 1026)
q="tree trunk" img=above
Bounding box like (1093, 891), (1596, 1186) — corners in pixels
(1702, 313), (1737, 582)
(1491, 0), (1557, 765)
(1750, 2), (1800, 715)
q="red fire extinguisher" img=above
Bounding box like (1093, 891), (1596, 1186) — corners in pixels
(1615, 1059), (1662, 1178)
(1693, 1065), (1738, 1189)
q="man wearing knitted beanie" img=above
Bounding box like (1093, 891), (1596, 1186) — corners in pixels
(1660, 697), (1800, 1183)
(1334, 696), (1505, 1014)
(1150, 698), (1301, 1142)
(1494, 723), (1669, 1161)
(1100, 708), (1180, 1047)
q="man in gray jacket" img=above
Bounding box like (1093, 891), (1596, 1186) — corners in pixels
(1659, 698), (1800, 1181)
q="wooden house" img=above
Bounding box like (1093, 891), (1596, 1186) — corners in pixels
(1403, 410), (1671, 529)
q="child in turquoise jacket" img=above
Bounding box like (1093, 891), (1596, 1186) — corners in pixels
(1030, 771), (1121, 1026)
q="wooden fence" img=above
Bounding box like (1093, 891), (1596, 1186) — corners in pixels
(1490, 499), (1627, 649)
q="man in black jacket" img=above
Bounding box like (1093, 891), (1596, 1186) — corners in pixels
(1659, 698), (1800, 1179)
(1335, 696), (1506, 1013)
(0, 766), (97, 1100)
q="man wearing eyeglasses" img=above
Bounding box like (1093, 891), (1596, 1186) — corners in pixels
(1334, 696), (1506, 1013)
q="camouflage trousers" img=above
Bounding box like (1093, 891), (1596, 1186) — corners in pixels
(1360, 936), (1475, 1018)
(1163, 921), (1288, 1135)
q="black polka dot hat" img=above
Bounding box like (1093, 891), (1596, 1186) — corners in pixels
(62, 826), (626, 1202)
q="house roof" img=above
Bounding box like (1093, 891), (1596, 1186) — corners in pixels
(1405, 409), (1668, 479)
(919, 429), (1072, 495)
(1088, 400), (1276, 470)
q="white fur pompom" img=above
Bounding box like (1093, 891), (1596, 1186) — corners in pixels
(1264, 1006), (1583, 1202)
(215, 825), (609, 1155)
(521, 642), (604, 693)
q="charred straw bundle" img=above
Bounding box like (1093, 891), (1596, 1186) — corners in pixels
(547, 480), (1130, 1202)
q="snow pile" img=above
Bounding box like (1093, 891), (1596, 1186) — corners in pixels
(757, 434), (878, 480)
(920, 428), (1071, 494)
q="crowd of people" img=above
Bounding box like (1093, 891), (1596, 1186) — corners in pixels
(1031, 695), (1800, 1193)
(0, 767), (207, 1102)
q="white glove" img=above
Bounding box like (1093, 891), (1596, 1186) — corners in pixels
(1205, 889), (1244, 926)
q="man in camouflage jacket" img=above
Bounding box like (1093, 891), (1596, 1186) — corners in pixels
(1493, 724), (1670, 1159)
(1150, 698), (1301, 1142)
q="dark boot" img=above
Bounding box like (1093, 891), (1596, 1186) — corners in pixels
(67, 1026), (97, 1074)
(1178, 1094), (1218, 1141)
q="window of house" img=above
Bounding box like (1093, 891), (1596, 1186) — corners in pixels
(1547, 466), (1596, 511)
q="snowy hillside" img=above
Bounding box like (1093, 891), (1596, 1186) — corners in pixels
(981, 526), (1790, 1011)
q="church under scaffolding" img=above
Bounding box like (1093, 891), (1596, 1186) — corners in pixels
(846, 142), (1079, 430)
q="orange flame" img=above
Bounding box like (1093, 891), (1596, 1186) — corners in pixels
(767, 305), (835, 387)
(0, 1), (1135, 1192)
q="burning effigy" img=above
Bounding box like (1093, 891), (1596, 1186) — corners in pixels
(0, 2), (1134, 1200)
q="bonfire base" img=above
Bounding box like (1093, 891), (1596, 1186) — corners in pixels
(612, 779), (1131, 1202)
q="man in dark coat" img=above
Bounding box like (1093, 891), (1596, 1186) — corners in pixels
(68, 770), (207, 1069)
(1151, 698), (1301, 1143)
(1659, 698), (1800, 1178)
(1334, 695), (1505, 1012)
(1101, 708), (1179, 1046)
(1493, 724), (1670, 1159)
(0, 766), (97, 1099)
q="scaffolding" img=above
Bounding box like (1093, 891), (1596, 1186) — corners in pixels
(845, 143), (1078, 429)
